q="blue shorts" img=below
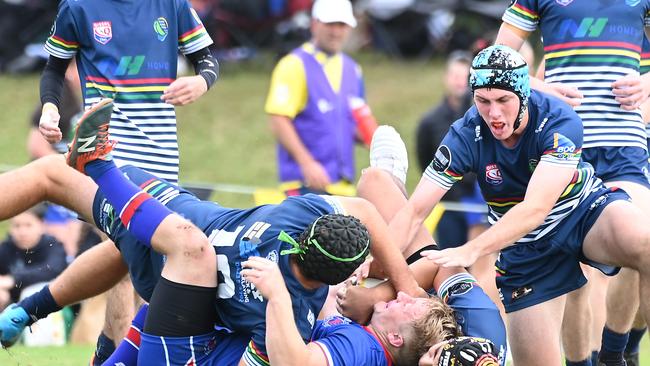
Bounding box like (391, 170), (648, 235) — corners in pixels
(460, 183), (488, 227)
(496, 187), (628, 313)
(582, 146), (650, 188)
(92, 165), (229, 301)
(139, 329), (249, 366)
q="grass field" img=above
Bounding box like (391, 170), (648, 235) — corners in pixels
(0, 52), (647, 364)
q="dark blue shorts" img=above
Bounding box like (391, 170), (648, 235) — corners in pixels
(582, 146), (650, 188)
(496, 187), (628, 313)
(91, 165), (227, 301)
(139, 329), (249, 366)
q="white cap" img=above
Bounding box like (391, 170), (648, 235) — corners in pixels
(312, 0), (357, 28)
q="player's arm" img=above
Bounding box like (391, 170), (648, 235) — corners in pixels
(388, 178), (447, 253)
(242, 257), (328, 366)
(425, 161), (575, 268)
(161, 47), (218, 106)
(338, 196), (422, 297)
(38, 55), (71, 143)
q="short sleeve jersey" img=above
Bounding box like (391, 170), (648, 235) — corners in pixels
(310, 316), (393, 366)
(424, 90), (602, 243)
(503, 0), (650, 151)
(44, 0), (213, 182)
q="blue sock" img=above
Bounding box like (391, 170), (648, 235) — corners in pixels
(92, 331), (115, 366)
(625, 327), (647, 354)
(601, 327), (630, 353)
(101, 304), (148, 366)
(86, 160), (171, 246)
(17, 285), (61, 324)
(599, 327), (629, 366)
(566, 358), (591, 366)
(591, 350), (599, 366)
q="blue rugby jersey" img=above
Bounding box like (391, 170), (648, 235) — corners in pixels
(45, 0), (213, 182)
(503, 0), (650, 151)
(424, 90), (602, 243)
(310, 316), (392, 366)
(170, 193), (343, 364)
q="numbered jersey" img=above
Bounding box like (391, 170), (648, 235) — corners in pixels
(92, 167), (342, 361)
(424, 90), (603, 244)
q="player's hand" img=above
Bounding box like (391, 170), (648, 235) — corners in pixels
(418, 340), (449, 366)
(301, 159), (331, 191)
(335, 279), (376, 325)
(612, 74), (650, 111)
(161, 75), (208, 106)
(39, 103), (62, 143)
(546, 83), (583, 107)
(421, 245), (480, 268)
(351, 257), (372, 283)
(241, 257), (289, 301)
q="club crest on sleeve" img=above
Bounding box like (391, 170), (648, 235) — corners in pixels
(432, 145), (452, 172)
(93, 21), (112, 44)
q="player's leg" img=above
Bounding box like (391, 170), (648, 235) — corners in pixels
(561, 279), (594, 365)
(581, 198), (650, 366)
(0, 154), (96, 222)
(507, 295), (566, 365)
(91, 274), (136, 365)
(598, 180), (650, 366)
(68, 100), (220, 361)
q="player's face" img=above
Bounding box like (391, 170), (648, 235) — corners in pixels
(473, 88), (521, 141)
(311, 20), (352, 54)
(371, 292), (428, 331)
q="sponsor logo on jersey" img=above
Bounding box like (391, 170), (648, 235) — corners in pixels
(322, 316), (352, 327)
(549, 132), (577, 160)
(93, 21), (112, 44)
(432, 145), (452, 172)
(589, 194), (607, 211)
(534, 117), (548, 134)
(555, 0), (573, 6)
(448, 281), (474, 297)
(154, 17), (169, 41)
(474, 125), (483, 142)
(485, 163), (503, 185)
(308, 309), (315, 328)
(559, 18), (608, 38)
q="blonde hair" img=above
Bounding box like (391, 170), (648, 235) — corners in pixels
(395, 296), (459, 366)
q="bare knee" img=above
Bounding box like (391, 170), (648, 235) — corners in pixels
(166, 218), (214, 262)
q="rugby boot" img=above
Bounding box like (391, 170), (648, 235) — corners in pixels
(67, 98), (116, 173)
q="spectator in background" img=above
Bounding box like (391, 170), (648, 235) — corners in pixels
(265, 0), (378, 197)
(0, 204), (67, 311)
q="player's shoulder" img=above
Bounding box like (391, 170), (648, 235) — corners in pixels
(528, 90), (581, 130)
(447, 106), (483, 142)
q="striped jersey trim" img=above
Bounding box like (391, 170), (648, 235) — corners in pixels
(502, 5), (538, 32)
(242, 341), (270, 366)
(438, 273), (477, 304)
(44, 35), (78, 59)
